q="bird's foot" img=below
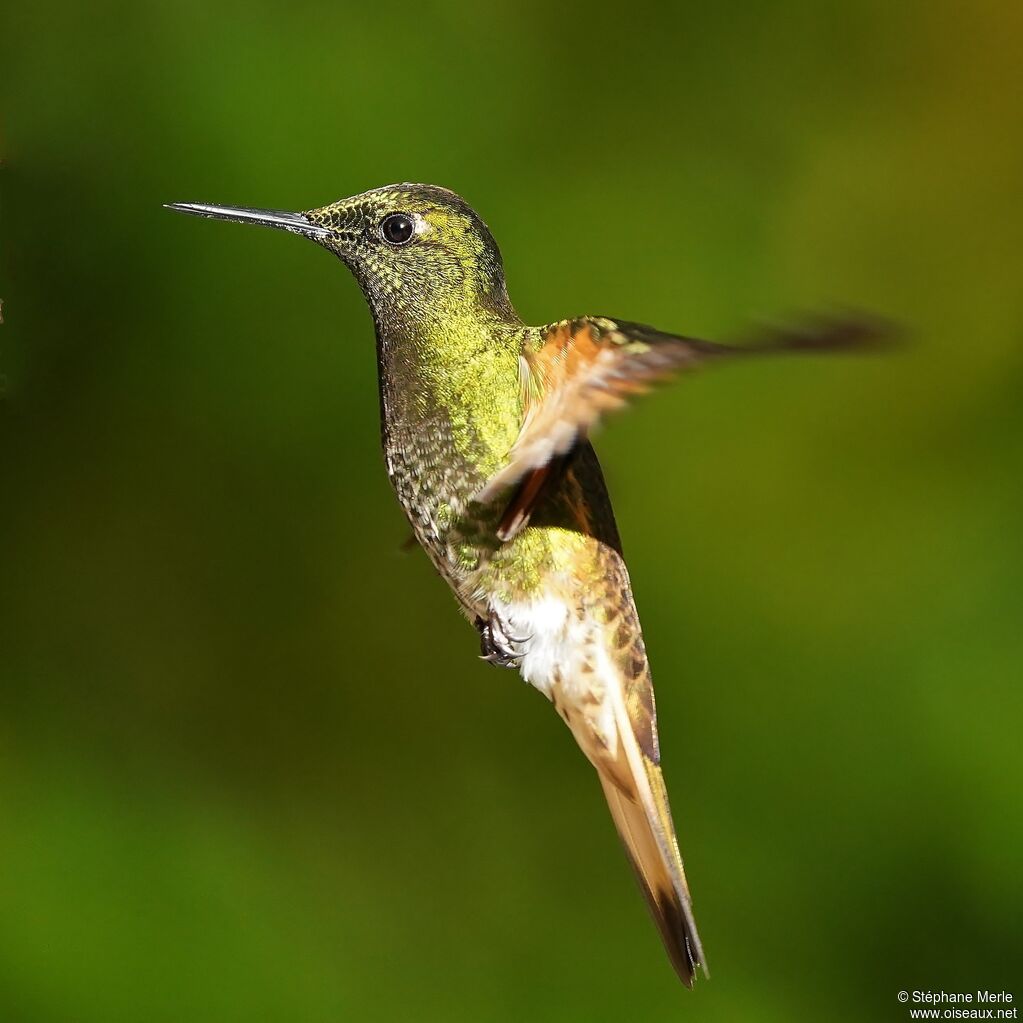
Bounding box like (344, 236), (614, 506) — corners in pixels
(476, 610), (529, 670)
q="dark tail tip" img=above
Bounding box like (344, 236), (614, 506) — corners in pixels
(655, 887), (708, 988)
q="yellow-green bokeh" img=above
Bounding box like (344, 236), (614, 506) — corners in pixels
(1, 1), (1021, 1020)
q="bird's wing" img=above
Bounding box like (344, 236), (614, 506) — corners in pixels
(478, 314), (886, 538)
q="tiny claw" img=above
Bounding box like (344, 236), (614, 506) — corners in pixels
(477, 610), (527, 670)
(479, 650), (520, 669)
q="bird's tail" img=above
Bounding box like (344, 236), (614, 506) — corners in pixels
(577, 688), (707, 988)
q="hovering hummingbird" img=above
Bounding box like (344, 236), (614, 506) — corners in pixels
(167, 184), (881, 987)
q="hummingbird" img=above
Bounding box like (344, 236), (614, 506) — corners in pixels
(167, 184), (881, 988)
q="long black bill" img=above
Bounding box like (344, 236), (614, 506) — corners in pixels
(164, 202), (331, 240)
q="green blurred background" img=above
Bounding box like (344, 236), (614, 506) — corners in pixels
(1, 1), (1021, 1020)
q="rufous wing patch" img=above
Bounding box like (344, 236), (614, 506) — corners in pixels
(477, 317), (701, 505)
(476, 313), (891, 514)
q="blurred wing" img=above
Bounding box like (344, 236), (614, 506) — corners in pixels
(478, 314), (887, 533)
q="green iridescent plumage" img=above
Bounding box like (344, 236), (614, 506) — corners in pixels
(167, 182), (884, 989)
(305, 185), (623, 608)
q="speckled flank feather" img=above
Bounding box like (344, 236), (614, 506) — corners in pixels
(169, 181), (885, 988)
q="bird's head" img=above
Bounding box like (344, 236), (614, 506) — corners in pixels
(167, 183), (515, 332)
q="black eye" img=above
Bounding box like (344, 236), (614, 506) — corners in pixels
(380, 213), (415, 245)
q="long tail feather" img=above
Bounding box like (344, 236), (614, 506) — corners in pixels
(581, 679), (707, 982)
(597, 752), (706, 987)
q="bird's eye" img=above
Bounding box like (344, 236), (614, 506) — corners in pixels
(380, 213), (415, 246)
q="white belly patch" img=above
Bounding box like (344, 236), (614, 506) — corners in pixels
(489, 593), (619, 752)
